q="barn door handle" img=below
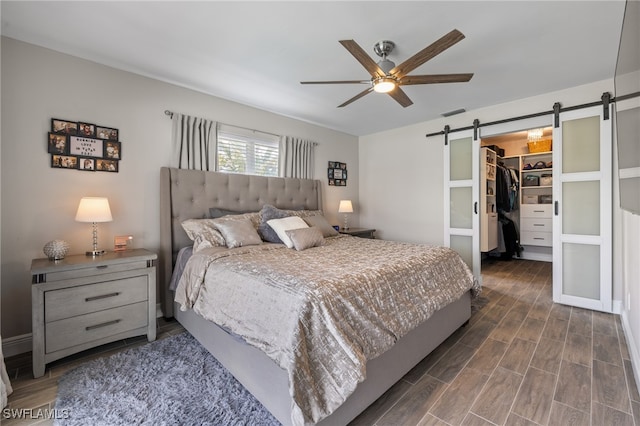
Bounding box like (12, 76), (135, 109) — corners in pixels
(474, 202), (478, 214)
(555, 201), (559, 216)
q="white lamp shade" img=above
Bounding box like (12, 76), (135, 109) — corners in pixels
(338, 200), (353, 213)
(75, 197), (113, 223)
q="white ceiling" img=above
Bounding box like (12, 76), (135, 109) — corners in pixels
(0, 1), (627, 136)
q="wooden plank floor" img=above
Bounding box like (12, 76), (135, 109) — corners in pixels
(4, 259), (639, 425)
(352, 259), (640, 425)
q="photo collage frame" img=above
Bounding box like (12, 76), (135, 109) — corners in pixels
(48, 118), (121, 172)
(327, 161), (347, 186)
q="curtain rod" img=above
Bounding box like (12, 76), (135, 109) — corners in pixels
(164, 109), (282, 139)
(425, 91), (640, 139)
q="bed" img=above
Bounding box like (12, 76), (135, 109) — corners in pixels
(159, 167), (478, 426)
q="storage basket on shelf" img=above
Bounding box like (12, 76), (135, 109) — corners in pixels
(527, 139), (552, 153)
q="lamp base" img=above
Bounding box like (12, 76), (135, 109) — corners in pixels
(86, 249), (106, 257)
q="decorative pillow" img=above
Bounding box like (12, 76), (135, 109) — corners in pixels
(211, 211), (262, 230)
(258, 204), (291, 243)
(303, 215), (339, 237)
(209, 208), (254, 219)
(285, 227), (324, 251)
(266, 216), (309, 249)
(181, 219), (226, 252)
(214, 219), (262, 249)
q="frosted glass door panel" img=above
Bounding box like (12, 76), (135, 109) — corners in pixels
(553, 105), (612, 312)
(450, 137), (472, 180)
(450, 187), (473, 229)
(562, 181), (600, 235)
(444, 130), (480, 285)
(450, 235), (473, 270)
(562, 116), (600, 173)
(562, 243), (600, 300)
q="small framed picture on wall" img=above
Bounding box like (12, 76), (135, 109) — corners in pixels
(47, 133), (68, 154)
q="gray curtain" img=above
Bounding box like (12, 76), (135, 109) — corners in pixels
(171, 113), (217, 170)
(280, 136), (316, 179)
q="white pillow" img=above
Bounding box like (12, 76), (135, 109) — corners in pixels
(267, 216), (309, 248)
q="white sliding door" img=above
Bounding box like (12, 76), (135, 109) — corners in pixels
(444, 130), (481, 285)
(552, 105), (612, 312)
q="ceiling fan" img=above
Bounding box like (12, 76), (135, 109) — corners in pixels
(301, 29), (473, 108)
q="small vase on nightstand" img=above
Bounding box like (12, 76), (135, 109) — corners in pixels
(43, 240), (70, 261)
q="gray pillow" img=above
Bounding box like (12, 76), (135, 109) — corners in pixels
(209, 207), (254, 218)
(258, 204), (291, 243)
(214, 219), (262, 249)
(285, 227), (324, 251)
(303, 215), (339, 237)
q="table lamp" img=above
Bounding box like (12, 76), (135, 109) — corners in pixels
(75, 197), (113, 256)
(338, 200), (353, 230)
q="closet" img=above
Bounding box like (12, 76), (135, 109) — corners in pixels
(444, 102), (612, 312)
(480, 130), (553, 262)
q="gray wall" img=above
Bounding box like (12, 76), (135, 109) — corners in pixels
(0, 37), (359, 341)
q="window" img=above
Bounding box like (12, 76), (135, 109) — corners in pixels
(217, 124), (279, 176)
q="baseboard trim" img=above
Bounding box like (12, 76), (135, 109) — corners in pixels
(621, 310), (640, 400)
(519, 252), (552, 262)
(2, 333), (32, 358)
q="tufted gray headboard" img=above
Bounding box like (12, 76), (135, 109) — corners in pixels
(159, 167), (322, 317)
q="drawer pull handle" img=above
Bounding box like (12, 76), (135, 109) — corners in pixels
(533, 237), (545, 240)
(96, 265), (108, 270)
(533, 210), (544, 213)
(85, 292), (120, 302)
(533, 224), (544, 226)
(86, 319), (120, 331)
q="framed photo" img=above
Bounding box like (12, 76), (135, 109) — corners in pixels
(78, 122), (96, 138)
(47, 133), (68, 154)
(70, 136), (104, 158)
(96, 126), (119, 141)
(51, 155), (78, 169)
(104, 141), (121, 159)
(96, 159), (118, 172)
(328, 161), (347, 186)
(79, 157), (96, 171)
(51, 118), (77, 135)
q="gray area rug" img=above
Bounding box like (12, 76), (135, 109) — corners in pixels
(54, 332), (280, 425)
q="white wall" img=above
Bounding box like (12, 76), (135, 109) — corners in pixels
(0, 37), (359, 342)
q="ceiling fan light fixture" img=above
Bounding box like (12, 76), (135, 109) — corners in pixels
(373, 77), (396, 93)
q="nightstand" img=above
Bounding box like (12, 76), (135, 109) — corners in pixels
(31, 248), (157, 378)
(339, 227), (376, 239)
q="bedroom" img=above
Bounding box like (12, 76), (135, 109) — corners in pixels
(2, 1), (640, 425)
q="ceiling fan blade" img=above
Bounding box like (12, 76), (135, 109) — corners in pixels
(387, 87), (413, 108)
(400, 73), (474, 85)
(339, 40), (385, 78)
(390, 29), (466, 79)
(300, 80), (370, 85)
(338, 87), (374, 108)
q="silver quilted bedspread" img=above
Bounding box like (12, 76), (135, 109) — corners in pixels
(175, 235), (478, 425)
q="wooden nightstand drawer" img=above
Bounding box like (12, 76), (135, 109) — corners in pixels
(44, 260), (149, 282)
(46, 301), (148, 353)
(45, 275), (148, 322)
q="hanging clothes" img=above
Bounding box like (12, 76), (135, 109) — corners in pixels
(495, 164), (511, 212)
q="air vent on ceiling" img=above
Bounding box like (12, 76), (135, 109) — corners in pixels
(441, 108), (466, 117)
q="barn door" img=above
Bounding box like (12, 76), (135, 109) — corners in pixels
(444, 130), (481, 285)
